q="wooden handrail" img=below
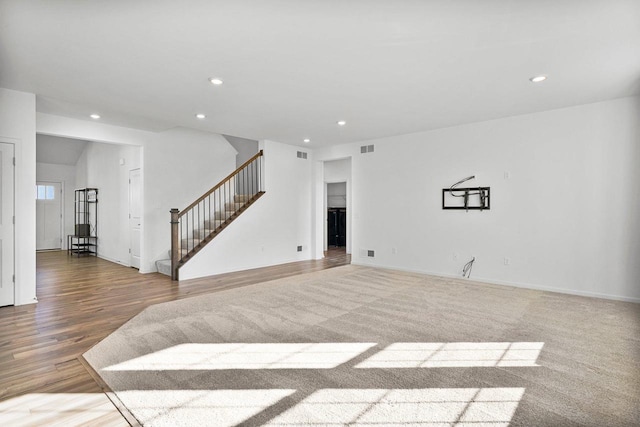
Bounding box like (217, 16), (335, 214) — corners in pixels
(178, 150), (263, 218)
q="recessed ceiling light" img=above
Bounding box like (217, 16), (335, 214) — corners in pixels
(337, 120), (346, 126)
(303, 138), (310, 143)
(195, 113), (206, 119)
(529, 75), (547, 83)
(209, 77), (223, 85)
(90, 114), (100, 119)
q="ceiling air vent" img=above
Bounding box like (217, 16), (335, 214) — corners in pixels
(297, 151), (308, 159)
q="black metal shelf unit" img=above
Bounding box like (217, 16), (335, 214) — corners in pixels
(68, 188), (98, 257)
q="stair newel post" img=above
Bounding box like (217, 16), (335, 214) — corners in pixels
(170, 208), (180, 281)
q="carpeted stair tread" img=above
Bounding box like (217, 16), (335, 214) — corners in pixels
(181, 238), (202, 247)
(225, 201), (244, 210)
(214, 210), (238, 220)
(204, 219), (225, 229)
(155, 259), (171, 276)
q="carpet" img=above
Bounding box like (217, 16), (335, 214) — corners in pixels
(83, 265), (640, 426)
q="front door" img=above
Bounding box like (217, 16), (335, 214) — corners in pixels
(0, 142), (15, 307)
(36, 182), (62, 250)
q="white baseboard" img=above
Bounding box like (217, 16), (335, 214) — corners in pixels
(179, 255), (313, 281)
(15, 297), (38, 306)
(97, 254), (131, 268)
(351, 261), (640, 304)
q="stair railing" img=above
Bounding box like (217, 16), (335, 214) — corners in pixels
(170, 150), (264, 280)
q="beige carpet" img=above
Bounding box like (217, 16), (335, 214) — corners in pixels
(83, 265), (640, 426)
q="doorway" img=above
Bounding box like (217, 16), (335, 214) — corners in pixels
(327, 182), (347, 250)
(0, 142), (15, 307)
(36, 181), (62, 250)
(327, 208), (347, 247)
(317, 158), (351, 260)
(129, 168), (141, 269)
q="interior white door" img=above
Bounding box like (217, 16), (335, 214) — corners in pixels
(129, 169), (141, 269)
(0, 142), (15, 307)
(36, 182), (62, 250)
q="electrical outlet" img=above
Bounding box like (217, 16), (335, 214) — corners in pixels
(504, 257), (510, 265)
(504, 171), (511, 179)
(453, 252), (458, 261)
(392, 247), (397, 254)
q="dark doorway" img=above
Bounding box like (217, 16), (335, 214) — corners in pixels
(327, 208), (346, 247)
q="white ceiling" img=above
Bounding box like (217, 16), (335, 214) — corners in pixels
(1, 1), (639, 147)
(36, 134), (87, 165)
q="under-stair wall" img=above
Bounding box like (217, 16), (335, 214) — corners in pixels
(146, 129), (237, 272)
(178, 139), (314, 280)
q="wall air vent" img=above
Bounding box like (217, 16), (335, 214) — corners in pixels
(297, 151), (308, 159)
(360, 145), (375, 154)
(297, 245), (303, 252)
(367, 250), (375, 257)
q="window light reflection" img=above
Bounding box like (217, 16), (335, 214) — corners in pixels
(104, 342), (376, 371)
(265, 387), (525, 426)
(355, 342), (544, 368)
(118, 389), (295, 426)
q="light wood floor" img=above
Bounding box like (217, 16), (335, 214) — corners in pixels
(0, 249), (350, 426)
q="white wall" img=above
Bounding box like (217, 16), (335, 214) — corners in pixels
(315, 96), (640, 302)
(36, 162), (76, 248)
(179, 139), (314, 280)
(324, 158), (350, 183)
(224, 135), (259, 167)
(36, 114), (237, 273)
(327, 183), (346, 208)
(74, 142), (141, 265)
(0, 88), (36, 305)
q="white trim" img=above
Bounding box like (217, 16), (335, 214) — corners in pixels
(0, 139), (16, 306)
(351, 261), (640, 304)
(96, 253), (129, 268)
(128, 168), (141, 269)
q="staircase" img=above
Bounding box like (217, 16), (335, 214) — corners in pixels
(160, 150), (264, 280)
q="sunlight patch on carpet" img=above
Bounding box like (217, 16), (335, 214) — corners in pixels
(109, 388), (524, 427)
(104, 343), (376, 371)
(117, 389), (296, 426)
(355, 342), (544, 368)
(103, 342), (543, 372)
(264, 387), (525, 426)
